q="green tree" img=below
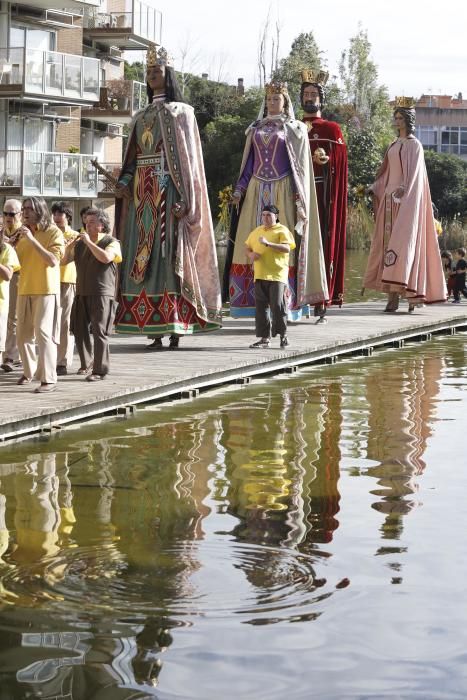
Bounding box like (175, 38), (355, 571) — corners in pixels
(124, 61), (145, 83)
(202, 89), (262, 214)
(424, 150), (467, 218)
(272, 32), (323, 104)
(338, 27), (393, 202)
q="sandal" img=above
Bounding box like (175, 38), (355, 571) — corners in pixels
(77, 364), (92, 375)
(249, 339), (270, 349)
(17, 375), (32, 385)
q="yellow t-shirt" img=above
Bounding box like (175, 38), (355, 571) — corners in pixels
(98, 233), (122, 263)
(0, 243), (20, 311)
(245, 224), (295, 283)
(16, 224), (64, 296)
(68, 233), (123, 264)
(60, 225), (78, 284)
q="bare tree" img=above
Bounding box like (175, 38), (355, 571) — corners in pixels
(257, 8), (282, 87)
(178, 32), (202, 96)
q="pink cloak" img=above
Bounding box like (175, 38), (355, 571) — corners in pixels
(363, 136), (446, 303)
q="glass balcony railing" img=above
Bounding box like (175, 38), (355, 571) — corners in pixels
(83, 0), (162, 45)
(0, 150), (114, 198)
(88, 79), (147, 115)
(0, 47), (100, 101)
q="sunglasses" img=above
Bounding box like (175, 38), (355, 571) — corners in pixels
(3, 211), (19, 216)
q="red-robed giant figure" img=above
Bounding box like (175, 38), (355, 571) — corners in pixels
(301, 69), (348, 321)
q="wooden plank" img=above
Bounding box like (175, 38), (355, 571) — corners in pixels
(1, 300), (466, 442)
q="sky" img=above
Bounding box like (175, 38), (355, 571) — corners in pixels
(154, 0), (467, 100)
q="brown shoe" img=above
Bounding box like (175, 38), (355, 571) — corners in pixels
(34, 383), (56, 393)
(17, 375), (32, 385)
(56, 365), (68, 376)
(77, 364), (92, 375)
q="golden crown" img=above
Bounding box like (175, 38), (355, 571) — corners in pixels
(301, 68), (329, 86)
(146, 45), (173, 68)
(265, 81), (288, 97)
(394, 96), (415, 109)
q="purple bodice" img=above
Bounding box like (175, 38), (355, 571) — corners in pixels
(236, 119), (291, 191)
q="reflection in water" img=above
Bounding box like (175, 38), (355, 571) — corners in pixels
(365, 355), (443, 538)
(0, 337), (464, 698)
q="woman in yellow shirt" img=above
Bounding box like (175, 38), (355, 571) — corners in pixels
(15, 197), (64, 393)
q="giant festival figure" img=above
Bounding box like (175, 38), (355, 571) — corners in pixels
(224, 81), (328, 320)
(363, 97), (446, 312)
(301, 69), (348, 322)
(114, 45), (222, 349)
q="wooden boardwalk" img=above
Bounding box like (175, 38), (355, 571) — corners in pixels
(1, 300), (467, 443)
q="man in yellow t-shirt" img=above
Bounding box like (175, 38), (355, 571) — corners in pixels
(244, 205), (295, 349)
(0, 233), (21, 355)
(52, 201), (78, 376)
(15, 197), (64, 393)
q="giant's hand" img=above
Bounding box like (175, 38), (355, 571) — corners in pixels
(172, 201), (187, 219)
(114, 182), (131, 200)
(231, 190), (242, 206)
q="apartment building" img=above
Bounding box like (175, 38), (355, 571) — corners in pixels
(414, 93), (467, 161)
(0, 0), (161, 223)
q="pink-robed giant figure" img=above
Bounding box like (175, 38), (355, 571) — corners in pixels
(363, 102), (446, 312)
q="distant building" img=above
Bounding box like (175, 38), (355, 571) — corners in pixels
(414, 93), (467, 161)
(0, 0), (161, 224)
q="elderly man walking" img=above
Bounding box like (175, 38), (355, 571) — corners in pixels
(63, 208), (122, 381)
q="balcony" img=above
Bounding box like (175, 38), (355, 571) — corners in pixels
(0, 48), (100, 105)
(82, 80), (148, 124)
(14, 0), (101, 10)
(0, 150), (121, 199)
(83, 0), (162, 49)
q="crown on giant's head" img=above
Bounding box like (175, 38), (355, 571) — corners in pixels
(394, 96), (415, 109)
(146, 45), (173, 68)
(265, 81), (289, 97)
(301, 68), (329, 86)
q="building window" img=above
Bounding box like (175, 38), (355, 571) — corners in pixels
(441, 126), (466, 156)
(416, 126), (438, 152)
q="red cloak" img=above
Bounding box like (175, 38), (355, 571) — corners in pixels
(303, 116), (348, 306)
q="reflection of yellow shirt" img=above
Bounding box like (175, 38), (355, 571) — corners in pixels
(16, 224), (64, 295)
(245, 224), (295, 283)
(0, 243), (20, 310)
(60, 225), (78, 284)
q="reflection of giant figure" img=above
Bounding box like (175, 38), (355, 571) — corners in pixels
(115, 45), (221, 348)
(225, 81), (328, 319)
(301, 69), (347, 321)
(365, 355), (443, 549)
(363, 97), (446, 312)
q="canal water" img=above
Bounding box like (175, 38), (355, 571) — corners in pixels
(0, 329), (466, 698)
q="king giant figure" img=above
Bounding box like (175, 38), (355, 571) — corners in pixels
(301, 69), (348, 322)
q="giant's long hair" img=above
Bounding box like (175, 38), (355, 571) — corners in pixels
(394, 107), (416, 135)
(146, 66), (185, 104)
(23, 197), (51, 230)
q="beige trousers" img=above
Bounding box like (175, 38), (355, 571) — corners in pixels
(2, 271), (19, 362)
(17, 294), (60, 384)
(57, 282), (76, 368)
(0, 306), (8, 352)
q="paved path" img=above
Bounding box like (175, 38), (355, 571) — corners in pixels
(1, 300), (467, 442)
